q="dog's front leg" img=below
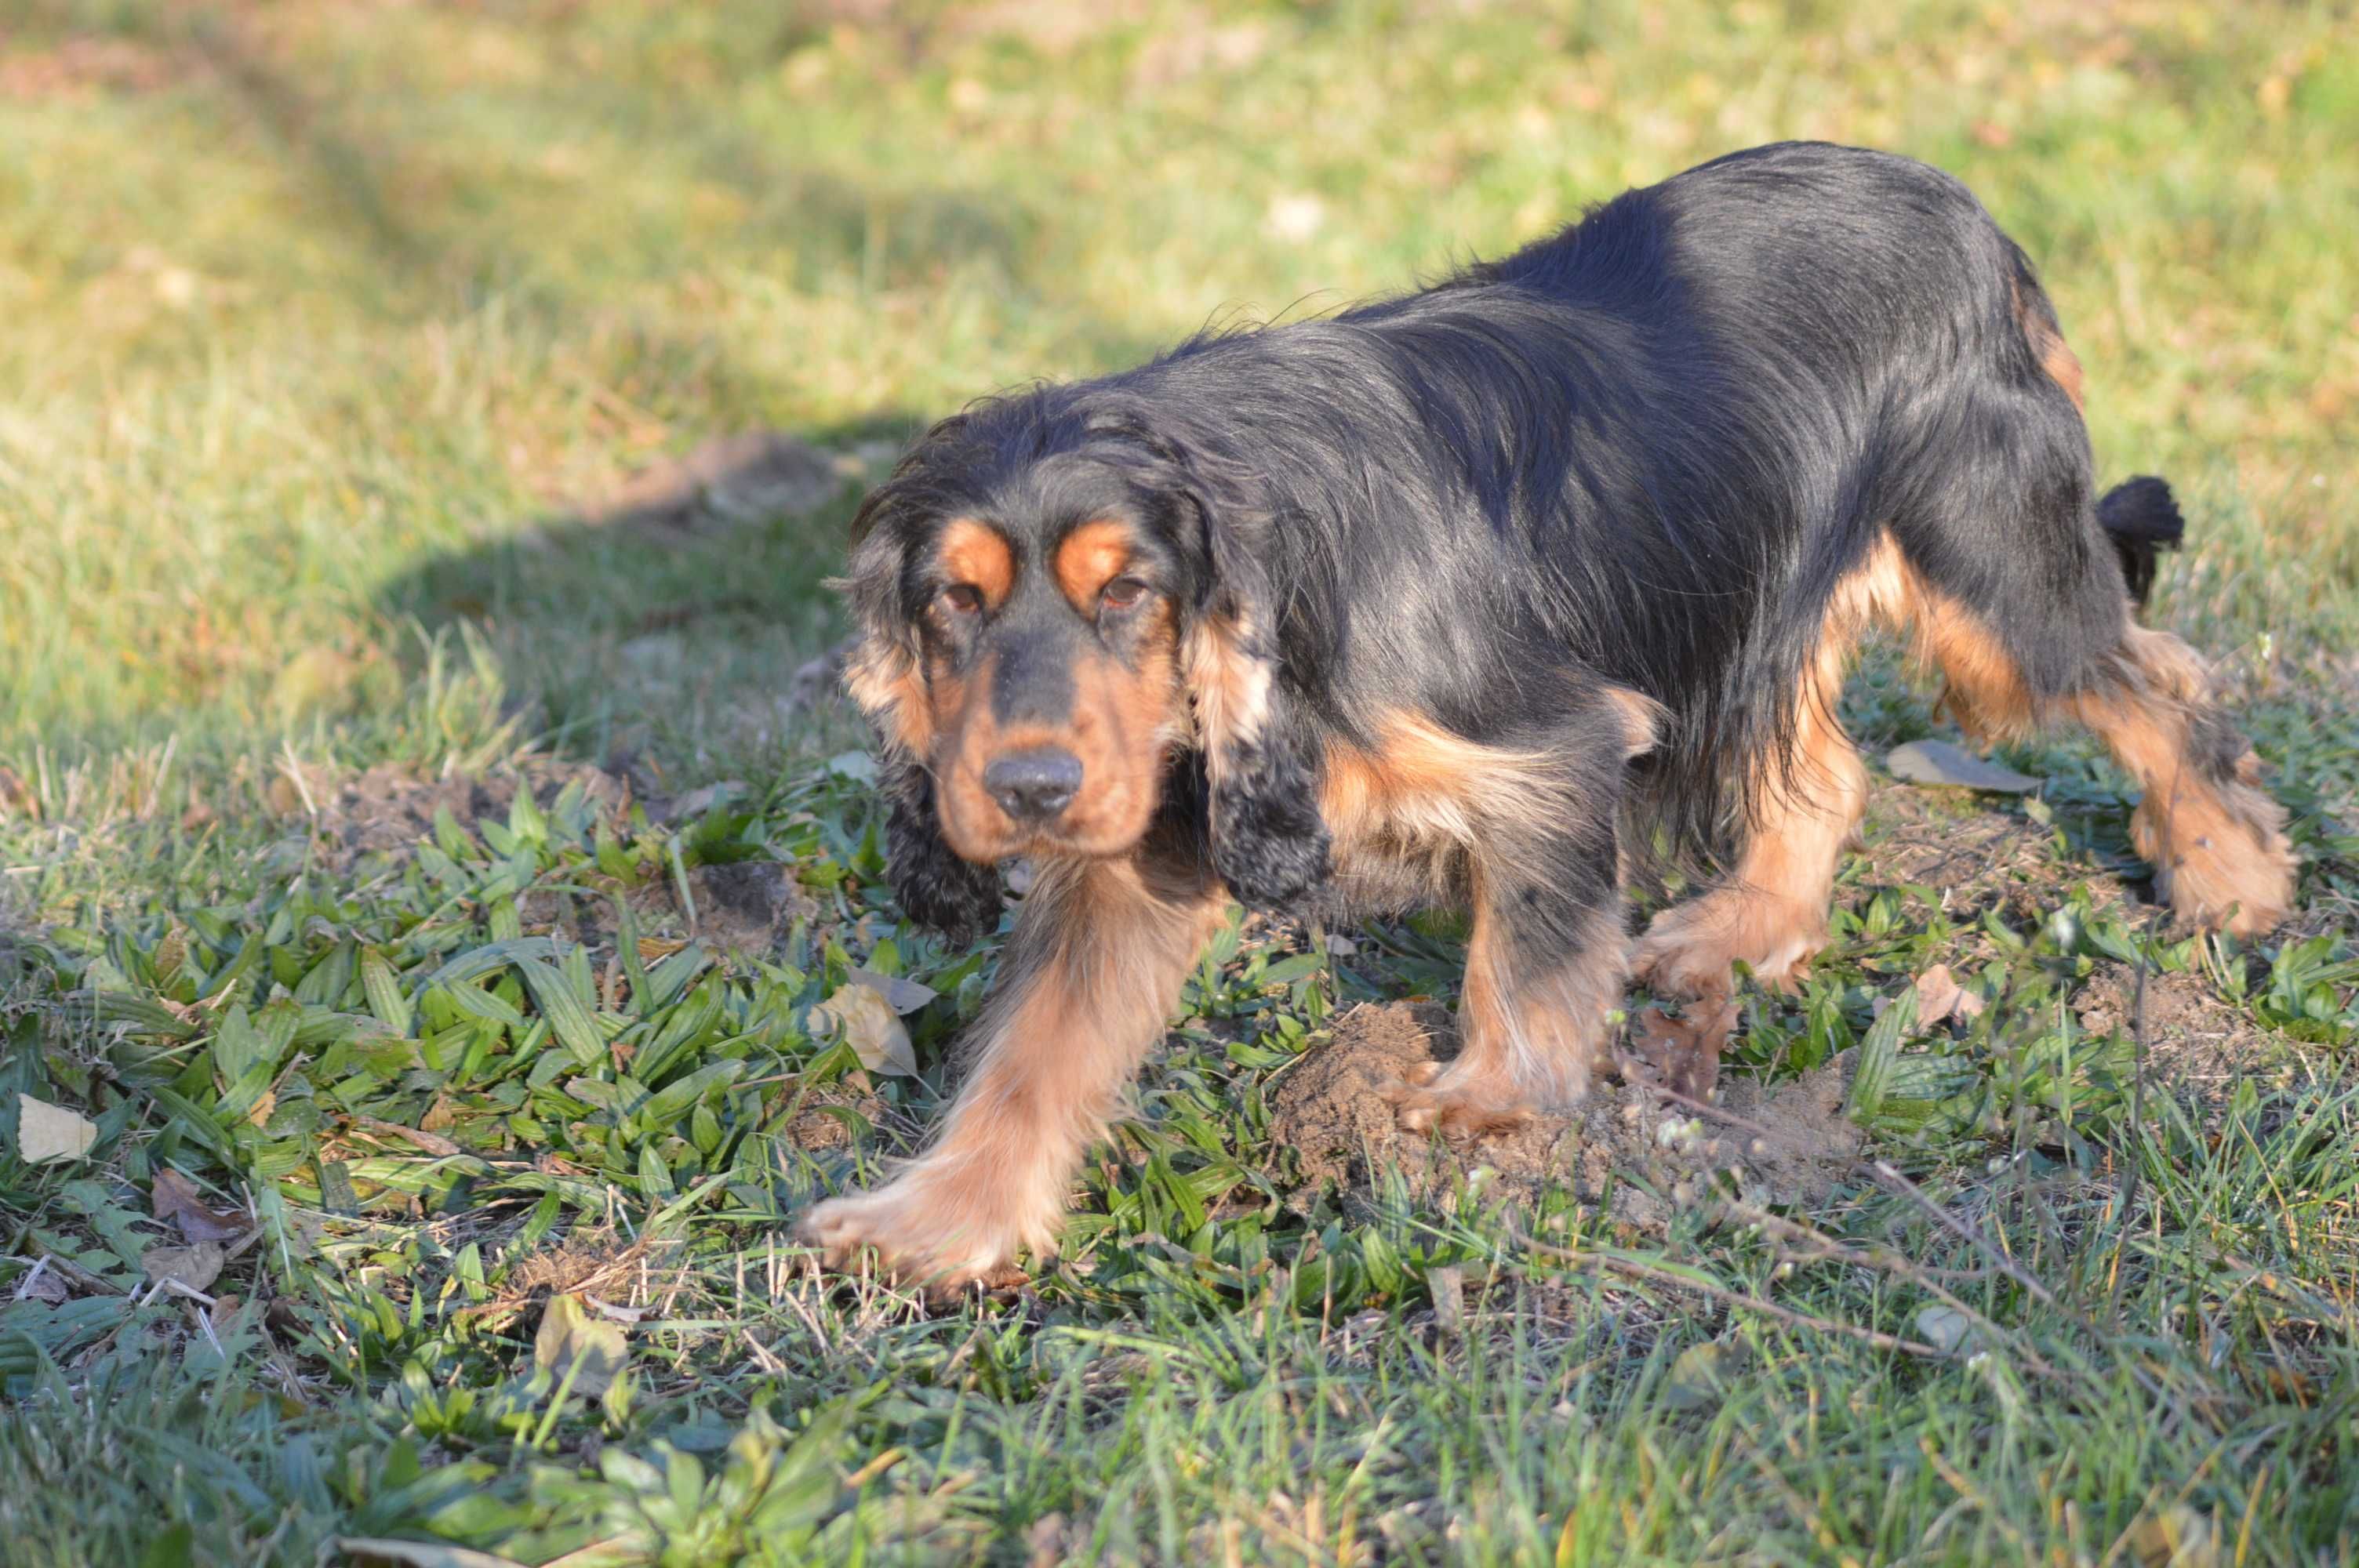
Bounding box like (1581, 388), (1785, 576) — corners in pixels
(1384, 856), (1629, 1134)
(802, 850), (1227, 1291)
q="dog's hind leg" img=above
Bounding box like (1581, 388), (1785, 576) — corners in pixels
(1906, 265), (2294, 933)
(1897, 564), (2295, 938)
(1632, 561), (1886, 998)
(1637, 521), (2295, 1006)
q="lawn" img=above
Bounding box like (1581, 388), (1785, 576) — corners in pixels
(3, 1), (2357, 1563)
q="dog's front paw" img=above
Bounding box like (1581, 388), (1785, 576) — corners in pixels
(1378, 1060), (1539, 1138)
(801, 1171), (1049, 1294)
(1633, 890), (1826, 998)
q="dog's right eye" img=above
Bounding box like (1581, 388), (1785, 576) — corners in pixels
(940, 584), (983, 615)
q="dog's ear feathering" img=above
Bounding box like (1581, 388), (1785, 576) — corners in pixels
(1170, 448), (1333, 909)
(880, 752), (1004, 947)
(841, 459), (1004, 946)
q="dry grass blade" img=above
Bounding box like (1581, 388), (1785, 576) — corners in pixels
(1507, 1225), (1954, 1360)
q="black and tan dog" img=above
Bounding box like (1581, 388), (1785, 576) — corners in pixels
(806, 142), (2295, 1287)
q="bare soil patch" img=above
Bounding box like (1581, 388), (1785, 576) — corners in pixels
(2073, 964), (2275, 1091)
(279, 758), (629, 870)
(1265, 1002), (1861, 1231)
(277, 758), (826, 958)
(1854, 779), (2150, 932)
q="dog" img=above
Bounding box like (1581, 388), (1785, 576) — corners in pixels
(805, 141), (2295, 1288)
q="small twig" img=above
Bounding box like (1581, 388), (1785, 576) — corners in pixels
(8, 1255), (56, 1302)
(741, 1330), (788, 1377)
(23, 1237), (121, 1295)
(1723, 1200), (2071, 1382)
(1508, 1226), (1953, 1360)
(1647, 1078), (2063, 1308)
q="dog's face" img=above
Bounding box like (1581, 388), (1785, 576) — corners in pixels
(881, 507), (1187, 862)
(842, 396), (1332, 936)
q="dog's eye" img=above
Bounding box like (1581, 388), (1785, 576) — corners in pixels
(940, 583), (983, 615)
(1100, 577), (1150, 611)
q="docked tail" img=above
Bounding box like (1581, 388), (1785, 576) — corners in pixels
(2097, 475), (2183, 609)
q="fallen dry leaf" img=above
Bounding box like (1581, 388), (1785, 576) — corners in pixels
(534, 1292), (628, 1396)
(353, 1114), (463, 1157)
(2124, 1504), (2221, 1568)
(1886, 739), (2042, 794)
(1427, 1264), (1467, 1337)
(846, 967), (936, 1014)
(1910, 963), (1985, 1026)
(142, 1241), (225, 1295)
(814, 981), (918, 1076)
(1663, 1335), (1752, 1412)
(16, 1094), (98, 1163)
(151, 1166), (252, 1243)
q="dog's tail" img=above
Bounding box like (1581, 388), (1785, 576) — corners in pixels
(2096, 475), (2183, 610)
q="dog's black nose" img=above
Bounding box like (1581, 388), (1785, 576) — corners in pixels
(983, 749), (1082, 824)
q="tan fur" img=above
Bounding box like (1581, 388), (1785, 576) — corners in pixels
(1641, 531), (2296, 996)
(1053, 518), (1136, 610)
(1323, 709), (1634, 1124)
(1321, 710), (1573, 908)
(841, 641), (933, 760)
(1180, 612), (1272, 778)
(933, 611), (1184, 861)
(1387, 895), (1627, 1131)
(938, 517), (1015, 608)
(1633, 556), (1882, 995)
(802, 852), (1227, 1289)
(2062, 628), (2295, 935)
(1601, 684), (1668, 759)
(2012, 275), (2087, 412)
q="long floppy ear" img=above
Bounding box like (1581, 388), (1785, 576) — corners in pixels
(877, 748), (1003, 946)
(840, 464), (1004, 946)
(1180, 502), (1332, 909)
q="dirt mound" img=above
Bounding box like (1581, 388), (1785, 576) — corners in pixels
(661, 859), (824, 958)
(1266, 1003), (1861, 1230)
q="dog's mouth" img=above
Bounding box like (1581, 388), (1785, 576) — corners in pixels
(936, 795), (1158, 866)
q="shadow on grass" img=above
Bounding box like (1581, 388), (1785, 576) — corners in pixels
(100, 2), (1166, 778)
(377, 412), (921, 779)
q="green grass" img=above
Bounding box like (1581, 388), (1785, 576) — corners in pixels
(3, 2), (2357, 1563)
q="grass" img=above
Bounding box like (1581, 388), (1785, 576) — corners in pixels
(2, 0), (2357, 1563)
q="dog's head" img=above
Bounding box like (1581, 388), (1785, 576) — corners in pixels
(841, 389), (1329, 938)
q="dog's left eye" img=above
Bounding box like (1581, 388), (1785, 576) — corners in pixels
(1100, 577), (1150, 611)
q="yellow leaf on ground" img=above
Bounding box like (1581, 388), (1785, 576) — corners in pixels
(814, 982), (918, 1076)
(534, 1292), (628, 1396)
(16, 1094), (97, 1163)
